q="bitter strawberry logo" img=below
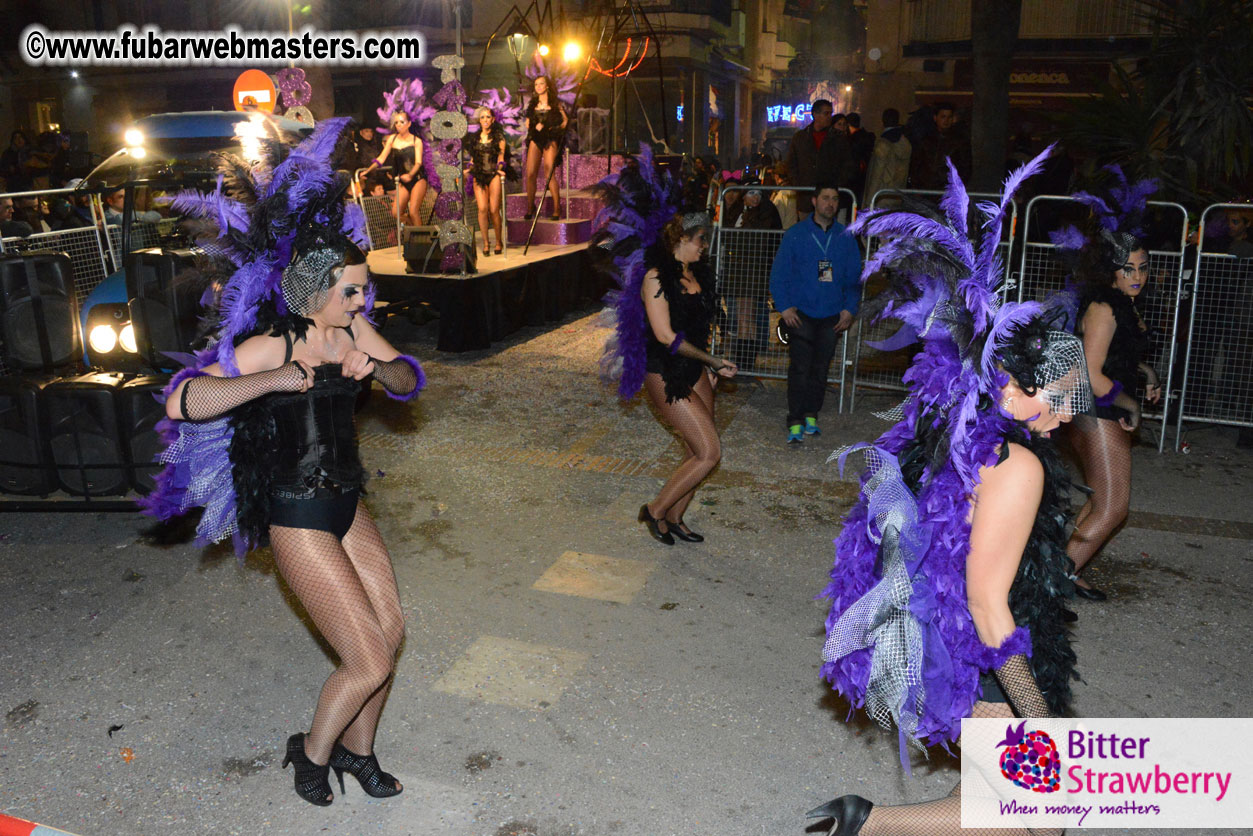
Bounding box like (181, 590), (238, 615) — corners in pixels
(996, 721), (1061, 793)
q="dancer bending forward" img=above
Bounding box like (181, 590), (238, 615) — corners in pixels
(814, 150), (1083, 836)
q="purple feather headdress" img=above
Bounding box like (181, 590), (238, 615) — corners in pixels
(525, 57), (578, 108)
(141, 116), (372, 552)
(464, 87), (526, 140)
(1050, 164), (1158, 266)
(591, 143), (681, 399)
(376, 77), (437, 134)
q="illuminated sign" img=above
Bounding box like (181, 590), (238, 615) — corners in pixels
(676, 104), (684, 122)
(766, 102), (811, 124)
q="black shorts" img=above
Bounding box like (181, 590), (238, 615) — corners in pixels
(978, 671), (1008, 704)
(269, 488), (360, 541)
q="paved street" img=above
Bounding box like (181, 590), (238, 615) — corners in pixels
(2, 310), (1251, 836)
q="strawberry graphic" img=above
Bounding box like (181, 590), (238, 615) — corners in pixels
(995, 721), (1061, 793)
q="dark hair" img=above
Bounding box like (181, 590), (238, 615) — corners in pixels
(9, 130), (29, 148)
(882, 108), (900, 127)
(660, 214), (706, 252)
(531, 75), (553, 100)
(934, 102), (956, 115)
(847, 113), (861, 129)
(833, 113), (847, 123)
(813, 177), (841, 198)
(1079, 229), (1147, 289)
(812, 99), (833, 115)
(997, 316), (1056, 397)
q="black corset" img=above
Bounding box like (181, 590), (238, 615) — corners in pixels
(267, 364), (364, 495)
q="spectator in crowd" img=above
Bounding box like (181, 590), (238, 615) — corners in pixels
(104, 188), (163, 225)
(0, 197), (34, 238)
(862, 108), (912, 207)
(682, 156), (711, 212)
(722, 179), (783, 370)
(49, 133), (74, 186)
(768, 179), (862, 443)
(14, 196), (50, 233)
(782, 100), (857, 217)
(770, 163), (799, 230)
(0, 130), (34, 193)
(47, 194), (90, 231)
(909, 102), (968, 189)
(348, 124), (388, 196)
(1227, 208), (1253, 260)
(846, 112), (875, 202)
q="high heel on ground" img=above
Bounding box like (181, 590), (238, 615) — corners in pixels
(667, 520), (704, 543)
(329, 742), (403, 798)
(282, 732), (333, 806)
(806, 794), (873, 835)
(1070, 573), (1108, 601)
(638, 504), (675, 545)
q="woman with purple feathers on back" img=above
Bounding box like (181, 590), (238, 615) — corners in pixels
(593, 147), (738, 546)
(809, 149), (1085, 836)
(141, 117), (424, 807)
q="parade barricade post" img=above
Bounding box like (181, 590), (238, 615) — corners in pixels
(1016, 195), (1189, 452)
(708, 184), (858, 412)
(848, 188), (1016, 412)
(1176, 203), (1253, 448)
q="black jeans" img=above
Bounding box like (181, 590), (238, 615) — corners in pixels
(786, 311), (840, 426)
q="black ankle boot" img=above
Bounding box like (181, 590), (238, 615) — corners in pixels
(806, 794), (873, 835)
(282, 733), (333, 806)
(329, 742), (403, 798)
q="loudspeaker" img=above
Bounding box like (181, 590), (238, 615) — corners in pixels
(0, 375), (56, 495)
(402, 226), (442, 273)
(44, 372), (129, 496)
(0, 252), (81, 371)
(126, 248), (202, 369)
(118, 375), (170, 495)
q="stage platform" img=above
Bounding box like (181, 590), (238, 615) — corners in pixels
(366, 242), (608, 353)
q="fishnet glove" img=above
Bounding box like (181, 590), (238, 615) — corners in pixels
(180, 363), (308, 421)
(993, 654), (1052, 719)
(370, 356), (418, 397)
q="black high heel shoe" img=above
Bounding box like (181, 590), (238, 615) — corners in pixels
(282, 733), (333, 806)
(524, 208), (536, 220)
(667, 519), (704, 543)
(806, 794), (873, 836)
(638, 504), (674, 545)
(1070, 573), (1108, 601)
(329, 742), (403, 798)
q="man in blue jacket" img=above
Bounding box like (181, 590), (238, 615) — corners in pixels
(768, 179), (863, 443)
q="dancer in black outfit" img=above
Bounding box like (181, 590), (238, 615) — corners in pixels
(1066, 244), (1160, 599)
(523, 76), (568, 221)
(638, 213), (739, 544)
(363, 110), (428, 225)
(465, 106), (512, 255)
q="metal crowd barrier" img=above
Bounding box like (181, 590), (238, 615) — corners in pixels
(1176, 203), (1253, 448)
(709, 184), (858, 412)
(1017, 196), (1189, 452)
(848, 188), (1016, 411)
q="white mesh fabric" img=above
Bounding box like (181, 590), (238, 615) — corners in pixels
(1035, 330), (1092, 418)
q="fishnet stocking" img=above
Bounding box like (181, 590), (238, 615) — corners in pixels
(643, 372), (720, 526)
(180, 364), (307, 420)
(269, 503), (404, 778)
(1066, 416), (1131, 573)
(858, 702), (1060, 836)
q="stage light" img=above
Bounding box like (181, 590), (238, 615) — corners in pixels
(70, 70), (79, 79)
(118, 323), (138, 354)
(89, 324), (118, 354)
(538, 44), (550, 57)
(123, 128), (144, 147)
(562, 41), (582, 62)
(844, 85), (853, 92)
(127, 146), (147, 159)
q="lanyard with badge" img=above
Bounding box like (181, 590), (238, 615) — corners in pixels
(812, 219), (834, 282)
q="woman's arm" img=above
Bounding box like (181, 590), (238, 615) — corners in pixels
(363, 135), (394, 175)
(496, 137), (507, 172)
(164, 334), (311, 421)
(1139, 362), (1162, 403)
(558, 103), (568, 131)
(969, 443), (1053, 717)
(344, 316), (424, 399)
(641, 270), (737, 377)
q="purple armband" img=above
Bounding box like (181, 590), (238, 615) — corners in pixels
(382, 353), (426, 402)
(1094, 381), (1122, 408)
(972, 626), (1033, 670)
(668, 332), (685, 355)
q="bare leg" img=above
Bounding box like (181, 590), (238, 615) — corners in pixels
(542, 143), (561, 215)
(524, 141), (543, 210)
(408, 178), (428, 225)
(488, 175), (503, 248)
(1065, 416), (1132, 577)
(269, 523), (398, 773)
(393, 183), (411, 224)
(643, 372), (721, 523)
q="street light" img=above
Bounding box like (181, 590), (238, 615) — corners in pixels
(538, 44), (550, 57)
(562, 41), (582, 63)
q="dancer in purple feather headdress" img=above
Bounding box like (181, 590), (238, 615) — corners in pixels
(464, 106), (515, 255)
(523, 75), (569, 221)
(142, 116), (424, 807)
(1049, 167), (1161, 603)
(362, 109), (429, 225)
(593, 146), (739, 545)
(809, 148), (1088, 836)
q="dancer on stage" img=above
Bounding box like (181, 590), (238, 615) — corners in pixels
(523, 75), (567, 221)
(812, 151), (1085, 836)
(594, 146), (738, 546)
(1050, 169), (1161, 601)
(465, 106), (512, 255)
(142, 118), (424, 807)
(363, 109), (428, 225)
